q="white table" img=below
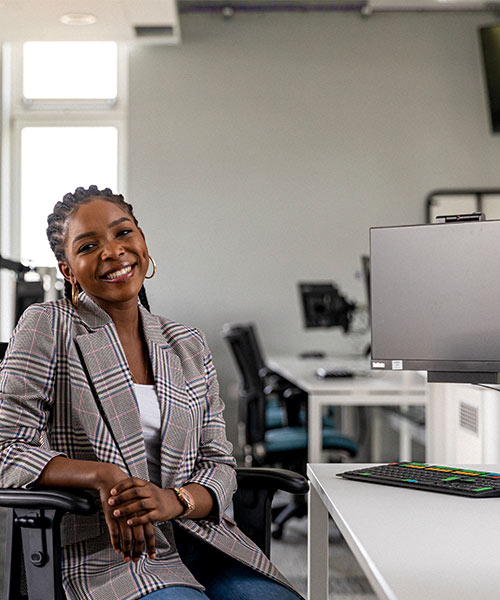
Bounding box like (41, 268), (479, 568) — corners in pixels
(268, 355), (428, 463)
(307, 462), (500, 600)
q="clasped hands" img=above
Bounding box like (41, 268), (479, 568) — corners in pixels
(99, 473), (183, 563)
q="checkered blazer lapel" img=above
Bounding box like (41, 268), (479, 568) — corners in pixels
(75, 297), (149, 480)
(139, 306), (190, 488)
(74, 295), (193, 487)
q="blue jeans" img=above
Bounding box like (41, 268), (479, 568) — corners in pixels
(142, 525), (301, 600)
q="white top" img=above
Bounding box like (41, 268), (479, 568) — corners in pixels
(308, 462), (500, 600)
(134, 383), (161, 486)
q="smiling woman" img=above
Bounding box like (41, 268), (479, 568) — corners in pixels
(59, 199), (149, 314)
(0, 185), (302, 600)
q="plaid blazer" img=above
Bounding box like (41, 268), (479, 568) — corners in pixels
(0, 294), (297, 600)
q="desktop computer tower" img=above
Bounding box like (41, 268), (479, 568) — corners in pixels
(427, 383), (500, 465)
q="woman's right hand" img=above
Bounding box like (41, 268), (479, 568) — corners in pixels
(96, 463), (156, 562)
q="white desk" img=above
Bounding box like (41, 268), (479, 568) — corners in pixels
(268, 356), (427, 463)
(308, 462), (500, 600)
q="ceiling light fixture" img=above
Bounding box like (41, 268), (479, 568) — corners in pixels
(60, 13), (97, 26)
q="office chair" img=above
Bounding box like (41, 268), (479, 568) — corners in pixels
(221, 323), (358, 538)
(222, 323), (306, 437)
(0, 468), (308, 600)
(246, 322), (305, 428)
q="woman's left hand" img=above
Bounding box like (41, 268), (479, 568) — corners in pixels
(108, 477), (184, 526)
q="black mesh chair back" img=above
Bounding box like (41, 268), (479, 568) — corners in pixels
(245, 323), (267, 376)
(221, 324), (267, 447)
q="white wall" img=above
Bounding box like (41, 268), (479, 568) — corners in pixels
(127, 12), (500, 443)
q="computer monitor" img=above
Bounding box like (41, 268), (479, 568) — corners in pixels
(298, 282), (355, 332)
(370, 219), (500, 384)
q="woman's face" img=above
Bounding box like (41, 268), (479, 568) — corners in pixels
(58, 197), (150, 311)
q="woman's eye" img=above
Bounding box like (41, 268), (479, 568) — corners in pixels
(117, 229), (132, 237)
(78, 243), (96, 253)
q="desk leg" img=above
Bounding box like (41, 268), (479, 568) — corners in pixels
(308, 485), (329, 600)
(308, 394), (323, 463)
(398, 405), (412, 462)
(340, 406), (357, 439)
(371, 407), (383, 462)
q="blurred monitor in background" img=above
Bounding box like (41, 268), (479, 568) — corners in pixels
(298, 282), (355, 333)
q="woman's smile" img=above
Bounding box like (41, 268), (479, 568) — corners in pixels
(100, 263), (137, 282)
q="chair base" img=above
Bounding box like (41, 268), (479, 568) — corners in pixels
(271, 496), (307, 540)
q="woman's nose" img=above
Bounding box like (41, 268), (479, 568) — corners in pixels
(101, 240), (124, 260)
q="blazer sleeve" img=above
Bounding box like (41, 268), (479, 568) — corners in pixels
(184, 331), (237, 521)
(0, 304), (66, 488)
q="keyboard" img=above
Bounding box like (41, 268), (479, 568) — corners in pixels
(316, 368), (353, 379)
(338, 462), (500, 498)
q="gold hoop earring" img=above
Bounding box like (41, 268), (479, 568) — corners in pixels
(145, 256), (157, 280)
(71, 281), (79, 309)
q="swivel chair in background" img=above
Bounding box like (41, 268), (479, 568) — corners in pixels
(224, 322), (305, 435)
(221, 322), (358, 538)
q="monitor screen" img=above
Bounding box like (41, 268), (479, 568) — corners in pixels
(298, 282), (354, 331)
(370, 219), (500, 383)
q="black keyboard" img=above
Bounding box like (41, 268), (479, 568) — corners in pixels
(338, 462), (500, 498)
(316, 368), (353, 379)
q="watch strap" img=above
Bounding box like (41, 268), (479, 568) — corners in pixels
(172, 486), (195, 518)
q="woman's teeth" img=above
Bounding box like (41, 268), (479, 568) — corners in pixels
(104, 265), (132, 280)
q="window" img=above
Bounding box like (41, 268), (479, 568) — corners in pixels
(23, 42), (118, 100)
(20, 126), (118, 266)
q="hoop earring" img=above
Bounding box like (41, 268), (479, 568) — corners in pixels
(145, 256), (157, 280)
(71, 282), (79, 309)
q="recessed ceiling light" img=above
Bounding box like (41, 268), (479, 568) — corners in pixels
(60, 13), (97, 26)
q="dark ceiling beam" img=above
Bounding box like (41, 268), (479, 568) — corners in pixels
(178, 0), (365, 14)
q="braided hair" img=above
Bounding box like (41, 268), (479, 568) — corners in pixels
(46, 185), (151, 311)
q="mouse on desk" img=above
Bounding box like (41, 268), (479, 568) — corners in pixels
(299, 351), (326, 359)
(316, 368), (354, 379)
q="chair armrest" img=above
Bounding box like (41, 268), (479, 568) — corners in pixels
(236, 467), (308, 495)
(233, 468), (308, 557)
(1, 488), (98, 600)
(0, 488), (97, 515)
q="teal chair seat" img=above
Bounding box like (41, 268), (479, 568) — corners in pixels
(267, 402), (337, 431)
(265, 397), (286, 429)
(265, 426), (359, 455)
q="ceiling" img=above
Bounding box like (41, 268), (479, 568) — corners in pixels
(0, 0), (181, 44)
(0, 0), (499, 44)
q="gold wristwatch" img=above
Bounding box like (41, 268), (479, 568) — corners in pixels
(172, 486), (195, 518)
